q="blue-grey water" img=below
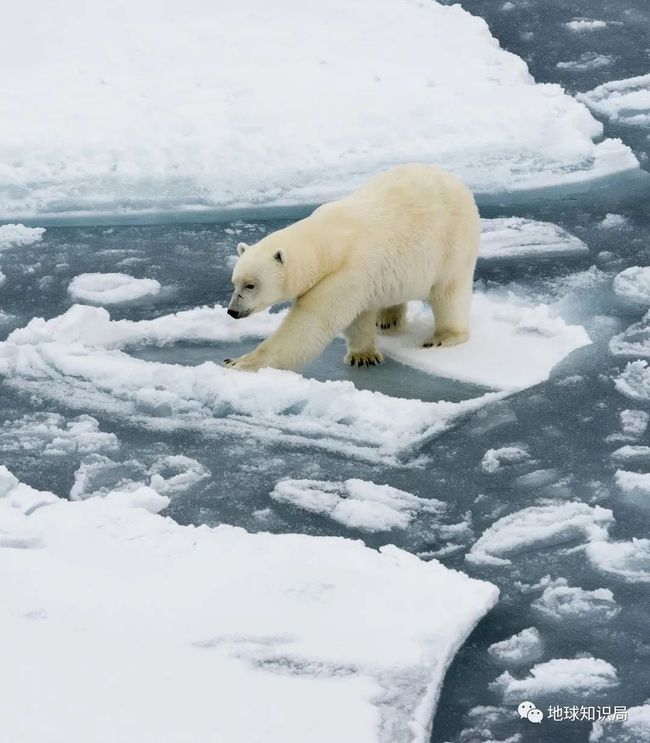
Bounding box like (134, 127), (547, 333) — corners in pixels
(1, 2), (649, 742)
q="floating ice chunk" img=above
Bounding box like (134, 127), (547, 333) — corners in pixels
(270, 478), (444, 532)
(615, 470), (650, 495)
(68, 273), (161, 305)
(600, 214), (629, 229)
(620, 410), (649, 439)
(611, 445), (650, 462)
(565, 19), (608, 31)
(610, 311), (650, 358)
(0, 0), (637, 218)
(0, 224), (45, 250)
(148, 455), (210, 495)
(481, 446), (531, 473)
(466, 502), (614, 566)
(70, 455), (147, 501)
(487, 627), (544, 667)
(531, 578), (620, 622)
(590, 701), (650, 742)
(615, 361), (650, 402)
(0, 412), (119, 457)
(578, 75), (650, 127)
(491, 657), (619, 702)
(0, 467), (497, 743)
(379, 295), (590, 391)
(479, 218), (587, 260)
(613, 267), (650, 305)
(587, 538), (650, 583)
(0, 269), (5, 287)
(557, 53), (614, 71)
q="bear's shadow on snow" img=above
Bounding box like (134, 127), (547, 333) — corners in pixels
(129, 338), (492, 404)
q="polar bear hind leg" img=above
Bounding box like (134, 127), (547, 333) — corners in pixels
(377, 304), (407, 333)
(344, 310), (384, 367)
(424, 275), (472, 348)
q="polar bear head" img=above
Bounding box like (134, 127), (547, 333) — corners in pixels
(227, 240), (285, 319)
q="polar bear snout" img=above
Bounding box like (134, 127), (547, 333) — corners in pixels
(227, 293), (251, 319)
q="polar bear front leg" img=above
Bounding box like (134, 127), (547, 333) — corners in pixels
(344, 311), (383, 367)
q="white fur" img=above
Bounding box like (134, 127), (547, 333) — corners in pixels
(226, 164), (480, 371)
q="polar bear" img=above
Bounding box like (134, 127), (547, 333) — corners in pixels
(225, 163), (480, 372)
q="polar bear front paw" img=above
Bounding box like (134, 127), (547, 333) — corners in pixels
(224, 354), (264, 372)
(344, 350), (384, 367)
(422, 330), (469, 348)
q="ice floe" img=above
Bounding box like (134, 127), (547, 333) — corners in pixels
(615, 470), (650, 496)
(0, 223), (45, 250)
(611, 445), (650, 462)
(479, 218), (587, 260)
(613, 267), (650, 305)
(466, 502), (614, 566)
(0, 0), (637, 218)
(490, 657), (619, 702)
(614, 361), (650, 402)
(0, 466), (497, 743)
(481, 446), (531, 473)
(587, 539), (650, 583)
(600, 214), (629, 229)
(531, 579), (620, 623)
(557, 53), (614, 72)
(487, 627), (544, 667)
(578, 75), (650, 127)
(68, 272), (161, 305)
(565, 19), (608, 32)
(590, 701), (650, 742)
(610, 311), (650, 358)
(0, 269), (5, 287)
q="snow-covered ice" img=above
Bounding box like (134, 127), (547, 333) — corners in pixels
(466, 502), (614, 566)
(587, 539), (650, 583)
(479, 218), (588, 260)
(0, 0), (637, 218)
(610, 311), (650, 358)
(578, 75), (650, 128)
(590, 701), (650, 742)
(564, 19), (608, 32)
(614, 470), (650, 496)
(490, 657), (619, 702)
(487, 627), (544, 667)
(615, 361), (650, 402)
(600, 213), (629, 229)
(68, 272), (161, 304)
(530, 579), (621, 623)
(557, 53), (614, 72)
(0, 223), (45, 250)
(613, 267), (650, 305)
(0, 269), (5, 287)
(0, 466), (497, 743)
(611, 445), (650, 462)
(481, 446), (531, 473)
(270, 478), (444, 532)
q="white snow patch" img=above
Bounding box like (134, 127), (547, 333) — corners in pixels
(620, 410), (649, 438)
(68, 272), (161, 305)
(565, 19), (608, 32)
(615, 361), (650, 402)
(611, 445), (650, 462)
(466, 502), (614, 566)
(487, 627), (544, 667)
(0, 224), (45, 250)
(490, 657), (619, 702)
(578, 75), (650, 127)
(600, 213), (629, 229)
(613, 267), (650, 305)
(557, 53), (614, 72)
(0, 269), (5, 287)
(0, 0), (637, 218)
(531, 578), (620, 623)
(148, 455), (210, 495)
(479, 218), (587, 260)
(587, 538), (650, 583)
(270, 478), (444, 533)
(590, 700), (650, 742)
(0, 465), (498, 743)
(481, 446), (530, 473)
(615, 470), (650, 495)
(610, 311), (650, 359)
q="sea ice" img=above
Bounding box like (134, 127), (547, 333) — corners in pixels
(557, 53), (614, 72)
(615, 361), (650, 402)
(590, 701), (650, 742)
(0, 224), (45, 250)
(487, 627), (544, 667)
(611, 446), (650, 462)
(610, 311), (650, 358)
(0, 269), (5, 287)
(600, 214), (629, 229)
(0, 0), (637, 218)
(613, 267), (650, 305)
(479, 218), (587, 260)
(565, 19), (608, 32)
(466, 502), (614, 566)
(587, 538), (650, 583)
(68, 272), (162, 305)
(0, 466), (498, 743)
(481, 446), (531, 473)
(531, 578), (620, 623)
(270, 478), (445, 533)
(619, 410), (649, 439)
(490, 657), (619, 702)
(614, 470), (650, 495)
(578, 75), (650, 128)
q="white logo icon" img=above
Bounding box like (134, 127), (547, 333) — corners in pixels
(518, 701), (544, 724)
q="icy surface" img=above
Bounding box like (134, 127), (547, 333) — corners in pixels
(615, 361), (650, 402)
(587, 539), (650, 583)
(0, 224), (45, 250)
(590, 701), (650, 742)
(578, 75), (650, 127)
(0, 466), (497, 743)
(68, 272), (161, 304)
(610, 311), (650, 358)
(479, 217), (588, 259)
(530, 579), (621, 623)
(613, 267), (650, 304)
(0, 0), (637, 218)
(487, 627), (544, 667)
(480, 446), (530, 473)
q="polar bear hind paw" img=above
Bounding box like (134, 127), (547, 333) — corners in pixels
(376, 305), (406, 334)
(345, 350), (384, 367)
(423, 330), (469, 348)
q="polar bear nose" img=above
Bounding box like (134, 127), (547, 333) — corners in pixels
(227, 308), (240, 319)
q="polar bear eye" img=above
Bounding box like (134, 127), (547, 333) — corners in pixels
(244, 283), (256, 290)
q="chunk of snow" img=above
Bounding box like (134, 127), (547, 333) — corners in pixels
(613, 267), (650, 305)
(590, 701), (650, 742)
(531, 579), (620, 623)
(68, 273), (161, 305)
(615, 361), (650, 402)
(0, 224), (45, 250)
(578, 75), (650, 128)
(620, 410), (649, 438)
(0, 269), (5, 287)
(557, 53), (614, 72)
(487, 627), (544, 667)
(490, 657), (619, 702)
(565, 19), (608, 32)
(270, 478), (444, 533)
(481, 446), (530, 473)
(479, 218), (587, 260)
(587, 538), (650, 583)
(466, 502), (614, 566)
(0, 467), (497, 743)
(600, 213), (629, 229)
(611, 445), (650, 462)
(148, 455), (210, 495)
(0, 0), (637, 218)
(615, 470), (650, 495)
(610, 311), (650, 359)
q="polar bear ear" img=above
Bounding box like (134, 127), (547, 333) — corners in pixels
(237, 242), (248, 256)
(273, 250), (284, 265)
